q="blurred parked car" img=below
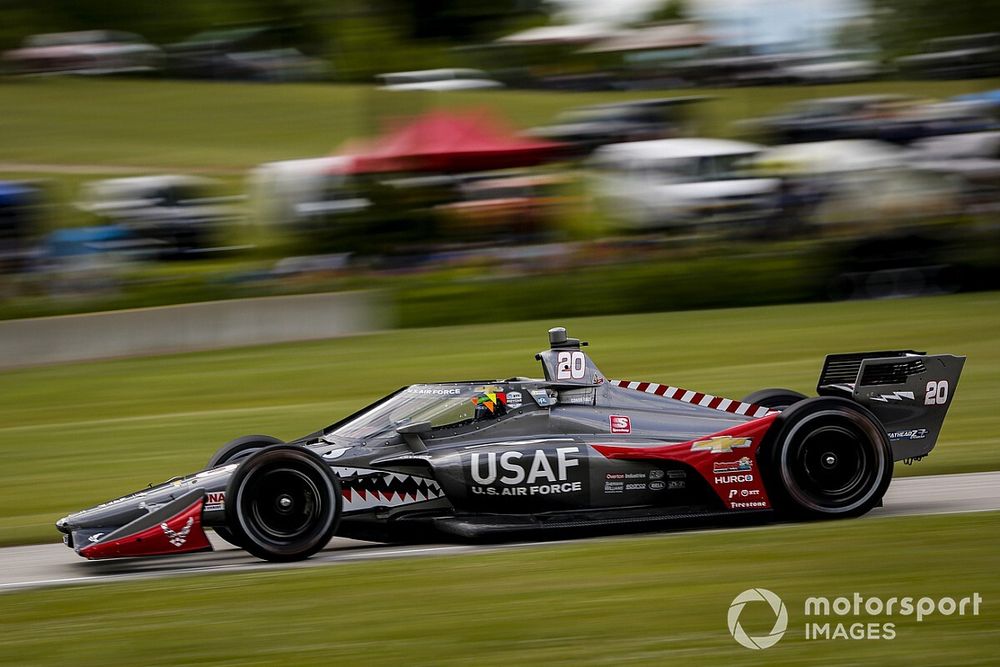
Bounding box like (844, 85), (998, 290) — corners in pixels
(167, 27), (327, 81)
(248, 156), (368, 229)
(776, 50), (883, 85)
(589, 138), (779, 231)
(911, 132), (1000, 201)
(2, 30), (161, 75)
(76, 176), (242, 258)
(529, 97), (708, 157)
(896, 33), (1000, 80)
(377, 69), (503, 91)
(742, 95), (994, 145)
(755, 140), (960, 232)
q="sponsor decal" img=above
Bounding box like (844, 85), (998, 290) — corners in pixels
(715, 473), (754, 485)
(888, 428), (929, 441)
(730, 500), (768, 508)
(470, 447), (583, 497)
(529, 389), (556, 407)
(88, 532), (105, 543)
(506, 391), (523, 409)
(204, 491), (226, 511)
(729, 488), (762, 499)
(692, 436), (752, 454)
(649, 469), (665, 480)
(161, 517), (195, 548)
(869, 391), (915, 403)
(714, 456), (754, 474)
(560, 388), (595, 405)
(650, 480), (666, 491)
(609, 415), (632, 434)
(406, 386), (462, 395)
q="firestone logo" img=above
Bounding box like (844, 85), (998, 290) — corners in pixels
(728, 588), (788, 650)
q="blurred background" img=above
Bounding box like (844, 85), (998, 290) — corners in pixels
(0, 0), (998, 328)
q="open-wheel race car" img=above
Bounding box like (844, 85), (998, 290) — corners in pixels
(57, 327), (964, 562)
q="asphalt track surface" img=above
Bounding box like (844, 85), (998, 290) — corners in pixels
(2, 471), (998, 593)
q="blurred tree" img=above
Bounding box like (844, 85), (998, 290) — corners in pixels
(387, 0), (551, 41)
(871, 0), (1000, 58)
(642, 0), (689, 24)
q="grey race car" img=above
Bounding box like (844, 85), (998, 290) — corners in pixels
(57, 327), (964, 562)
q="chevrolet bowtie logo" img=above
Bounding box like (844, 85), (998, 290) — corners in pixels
(691, 436), (752, 454)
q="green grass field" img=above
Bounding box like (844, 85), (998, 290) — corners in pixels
(2, 77), (999, 171)
(2, 512), (997, 665)
(0, 291), (997, 547)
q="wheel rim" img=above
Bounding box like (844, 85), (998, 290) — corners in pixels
(781, 411), (885, 513)
(794, 425), (867, 499)
(242, 465), (324, 544)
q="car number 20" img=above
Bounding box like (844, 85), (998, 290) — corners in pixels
(557, 351), (586, 380)
(925, 380), (949, 405)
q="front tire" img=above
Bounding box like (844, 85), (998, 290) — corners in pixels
(225, 445), (341, 562)
(208, 435), (284, 547)
(762, 397), (892, 519)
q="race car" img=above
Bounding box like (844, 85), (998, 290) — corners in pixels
(57, 327), (965, 562)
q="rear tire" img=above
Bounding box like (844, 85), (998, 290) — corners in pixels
(742, 388), (807, 411)
(762, 397), (892, 519)
(207, 435), (284, 548)
(225, 445), (341, 562)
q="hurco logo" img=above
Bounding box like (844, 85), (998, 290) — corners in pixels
(728, 588), (788, 650)
(691, 436), (751, 454)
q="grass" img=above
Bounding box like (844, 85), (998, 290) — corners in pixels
(1, 511), (998, 665)
(0, 291), (998, 547)
(2, 77), (999, 170)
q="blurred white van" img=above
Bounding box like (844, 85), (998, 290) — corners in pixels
(589, 138), (780, 230)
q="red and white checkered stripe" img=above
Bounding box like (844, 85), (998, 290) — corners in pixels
(612, 380), (774, 418)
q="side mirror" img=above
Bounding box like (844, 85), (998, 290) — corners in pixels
(397, 421), (432, 452)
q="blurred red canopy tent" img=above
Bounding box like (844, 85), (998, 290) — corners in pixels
(338, 110), (566, 174)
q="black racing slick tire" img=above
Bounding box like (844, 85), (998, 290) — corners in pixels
(207, 434), (284, 469)
(208, 435), (284, 547)
(225, 445), (342, 562)
(741, 388), (808, 411)
(761, 397), (892, 519)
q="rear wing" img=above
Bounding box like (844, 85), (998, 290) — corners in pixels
(817, 351), (966, 461)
